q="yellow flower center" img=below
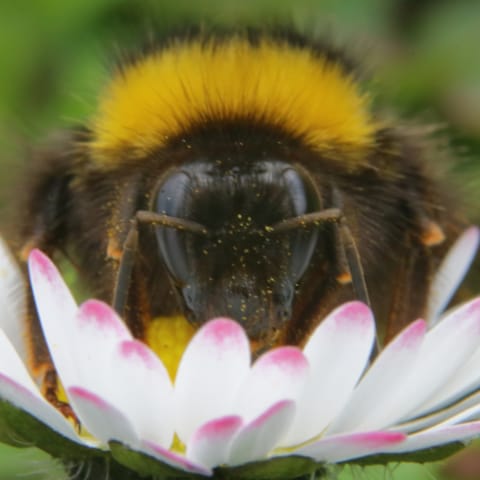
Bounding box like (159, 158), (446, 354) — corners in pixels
(145, 315), (196, 381)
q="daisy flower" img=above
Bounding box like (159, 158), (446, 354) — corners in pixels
(0, 227), (479, 479)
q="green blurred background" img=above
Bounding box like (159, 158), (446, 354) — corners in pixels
(0, 0), (479, 479)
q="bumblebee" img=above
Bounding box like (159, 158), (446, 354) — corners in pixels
(11, 28), (460, 392)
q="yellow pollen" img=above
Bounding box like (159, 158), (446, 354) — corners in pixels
(145, 315), (196, 381)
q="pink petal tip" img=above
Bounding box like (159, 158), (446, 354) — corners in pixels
(28, 249), (59, 283)
(78, 299), (130, 336)
(255, 346), (308, 374)
(393, 319), (427, 349)
(198, 318), (247, 349)
(334, 301), (374, 331)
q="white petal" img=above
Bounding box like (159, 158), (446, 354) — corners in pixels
(439, 403), (480, 426)
(233, 346), (308, 422)
(174, 318), (250, 444)
(28, 249), (78, 382)
(0, 329), (81, 443)
(51, 299), (132, 394)
(294, 431), (406, 463)
(0, 328), (41, 395)
(0, 238), (27, 361)
(398, 298), (480, 421)
(285, 302), (375, 445)
(68, 300), (132, 391)
(107, 340), (174, 448)
(0, 330), (82, 443)
(229, 400), (296, 466)
(141, 440), (212, 476)
(327, 320), (427, 434)
(186, 415), (243, 469)
(0, 373), (81, 443)
(394, 391), (480, 434)
(386, 422), (480, 454)
(420, 346), (480, 413)
(67, 386), (138, 447)
(75, 299), (132, 346)
(59, 304), (175, 447)
(427, 226), (480, 325)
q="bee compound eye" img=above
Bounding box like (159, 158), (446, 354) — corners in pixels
(288, 228), (319, 281)
(281, 168), (308, 216)
(281, 168), (321, 281)
(154, 171), (192, 283)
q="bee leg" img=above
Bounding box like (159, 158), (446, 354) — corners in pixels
(334, 225), (352, 285)
(112, 219), (139, 317)
(337, 219), (371, 307)
(330, 187), (378, 351)
(340, 219), (384, 355)
(330, 188), (352, 285)
(330, 188), (371, 307)
(43, 368), (80, 429)
(328, 188), (364, 298)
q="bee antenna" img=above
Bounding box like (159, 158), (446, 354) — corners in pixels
(266, 208), (342, 233)
(136, 210), (209, 235)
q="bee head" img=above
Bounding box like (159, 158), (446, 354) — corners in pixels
(154, 158), (322, 343)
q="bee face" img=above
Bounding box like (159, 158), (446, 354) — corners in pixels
(153, 157), (321, 342)
(12, 28), (461, 377)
